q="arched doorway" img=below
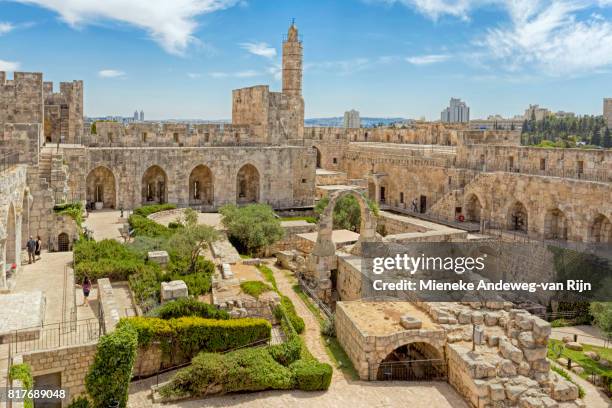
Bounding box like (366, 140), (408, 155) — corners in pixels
(544, 208), (568, 240)
(508, 201), (528, 233)
(314, 147), (322, 168)
(142, 165), (168, 204)
(236, 164), (260, 204)
(57, 232), (70, 252)
(5, 203), (17, 265)
(465, 194), (482, 223)
(376, 342), (446, 381)
(86, 166), (117, 209)
(590, 214), (612, 244)
(189, 165), (214, 206)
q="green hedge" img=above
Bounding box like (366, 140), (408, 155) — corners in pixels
(66, 396), (91, 408)
(74, 239), (147, 281)
(289, 359), (333, 391)
(153, 298), (229, 320)
(85, 324), (138, 408)
(133, 204), (176, 217)
(9, 363), (34, 408)
(128, 214), (173, 238)
(118, 316), (271, 357)
(274, 295), (305, 334)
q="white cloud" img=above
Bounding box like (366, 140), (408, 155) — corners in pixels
(479, 0), (612, 75)
(98, 69), (125, 78)
(239, 42), (277, 58)
(0, 22), (15, 35)
(406, 54), (450, 65)
(187, 72), (202, 78)
(11, 0), (239, 55)
(0, 59), (20, 71)
(210, 70), (261, 78)
(370, 0), (482, 20)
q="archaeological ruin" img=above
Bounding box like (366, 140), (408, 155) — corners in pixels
(0, 22), (609, 408)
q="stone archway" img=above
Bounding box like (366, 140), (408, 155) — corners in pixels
(21, 189), (32, 249)
(544, 208), (568, 240)
(464, 193), (483, 223)
(590, 214), (612, 244)
(86, 166), (117, 209)
(236, 164), (260, 204)
(142, 165), (168, 204)
(376, 341), (446, 381)
(5, 203), (17, 265)
(307, 190), (378, 302)
(189, 165), (214, 207)
(508, 201), (528, 233)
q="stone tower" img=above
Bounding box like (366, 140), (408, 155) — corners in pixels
(282, 22), (302, 96)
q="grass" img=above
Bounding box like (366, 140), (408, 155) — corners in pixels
(257, 265), (278, 291)
(240, 281), (273, 299)
(281, 216), (317, 224)
(239, 254), (252, 259)
(548, 339), (612, 379)
(291, 284), (359, 380)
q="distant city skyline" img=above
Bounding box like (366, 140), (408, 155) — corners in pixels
(1, 0), (611, 120)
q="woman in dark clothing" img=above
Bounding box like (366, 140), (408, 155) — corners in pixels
(35, 235), (42, 260)
(82, 276), (92, 306)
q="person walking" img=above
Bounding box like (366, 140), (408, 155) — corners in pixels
(82, 276), (92, 306)
(26, 236), (36, 264)
(35, 235), (42, 260)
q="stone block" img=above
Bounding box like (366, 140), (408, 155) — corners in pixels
(564, 342), (583, 351)
(399, 315), (422, 330)
(161, 280), (188, 302)
(147, 250), (169, 266)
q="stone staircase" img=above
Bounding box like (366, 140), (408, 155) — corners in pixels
(38, 148), (53, 187)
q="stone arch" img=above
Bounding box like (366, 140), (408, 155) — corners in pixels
(507, 200), (528, 233)
(5, 203), (17, 265)
(313, 146), (322, 168)
(21, 189), (32, 248)
(544, 208), (568, 240)
(86, 166), (117, 209)
(464, 193), (483, 223)
(142, 165), (168, 204)
(590, 213), (612, 244)
(236, 164), (260, 204)
(376, 341), (446, 381)
(189, 165), (214, 206)
(57, 232), (70, 252)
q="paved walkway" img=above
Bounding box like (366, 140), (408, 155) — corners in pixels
(551, 326), (610, 347)
(550, 361), (612, 408)
(84, 209), (125, 241)
(127, 263), (469, 408)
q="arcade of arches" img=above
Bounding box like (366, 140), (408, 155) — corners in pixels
(236, 164), (260, 204)
(86, 166), (117, 209)
(142, 165), (168, 204)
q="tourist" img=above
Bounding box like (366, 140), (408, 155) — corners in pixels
(82, 276), (92, 306)
(35, 235), (42, 260)
(26, 236), (36, 264)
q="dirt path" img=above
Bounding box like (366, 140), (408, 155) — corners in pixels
(551, 362), (612, 408)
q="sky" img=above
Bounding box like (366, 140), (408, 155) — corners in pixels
(1, 0), (612, 120)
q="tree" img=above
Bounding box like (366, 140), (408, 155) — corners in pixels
(314, 193), (379, 232)
(603, 127), (612, 149)
(590, 302), (612, 337)
(591, 127), (601, 147)
(219, 204), (284, 255)
(166, 208), (218, 274)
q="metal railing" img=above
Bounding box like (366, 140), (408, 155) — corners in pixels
(8, 318), (102, 355)
(295, 273), (333, 319)
(0, 151), (19, 173)
(374, 359), (447, 381)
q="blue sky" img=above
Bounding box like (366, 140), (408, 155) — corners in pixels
(1, 0), (611, 120)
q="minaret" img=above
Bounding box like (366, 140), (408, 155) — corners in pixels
(282, 21), (302, 97)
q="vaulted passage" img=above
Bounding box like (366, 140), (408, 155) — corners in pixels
(236, 164), (260, 204)
(142, 165), (168, 204)
(189, 165), (214, 207)
(86, 166), (116, 209)
(590, 214), (612, 244)
(376, 342), (446, 381)
(465, 194), (482, 223)
(544, 208), (568, 240)
(508, 201), (528, 233)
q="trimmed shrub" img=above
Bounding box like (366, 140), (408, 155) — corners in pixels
(268, 337), (302, 366)
(289, 359), (333, 391)
(153, 298), (229, 320)
(257, 265), (277, 290)
(274, 296), (305, 334)
(74, 239), (146, 281)
(240, 280), (272, 299)
(219, 204), (284, 255)
(85, 324), (138, 408)
(118, 316), (271, 356)
(9, 363), (34, 408)
(133, 204), (176, 217)
(66, 396), (91, 408)
(160, 347), (294, 398)
(128, 214), (173, 238)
